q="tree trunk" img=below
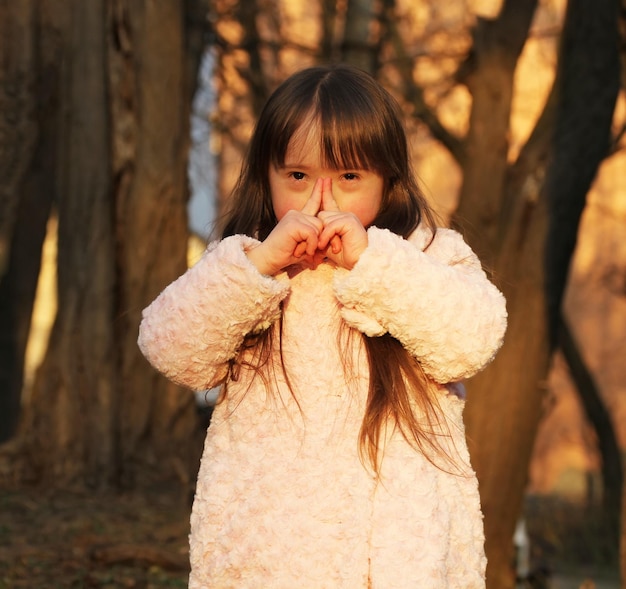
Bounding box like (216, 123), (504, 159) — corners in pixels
(543, 0), (620, 343)
(341, 0), (378, 73)
(5, 0), (206, 489)
(0, 0), (37, 263)
(559, 317), (622, 556)
(453, 0), (538, 264)
(449, 4), (541, 585)
(460, 0), (621, 585)
(544, 0), (622, 557)
(235, 0), (269, 118)
(618, 4), (626, 583)
(319, 0), (338, 62)
(464, 194), (551, 589)
(110, 0), (203, 488)
(22, 0), (117, 486)
(0, 0), (49, 443)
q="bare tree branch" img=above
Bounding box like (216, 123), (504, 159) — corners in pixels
(543, 0), (620, 345)
(381, 0), (465, 163)
(451, 0), (539, 263)
(558, 314), (622, 550)
(320, 0), (338, 62)
(341, 0), (379, 73)
(234, 0), (268, 118)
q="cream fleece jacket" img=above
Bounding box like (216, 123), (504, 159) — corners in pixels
(138, 225), (507, 589)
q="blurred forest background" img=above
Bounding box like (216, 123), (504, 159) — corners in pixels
(1, 0), (625, 587)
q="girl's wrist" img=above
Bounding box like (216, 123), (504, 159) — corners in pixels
(246, 243), (277, 276)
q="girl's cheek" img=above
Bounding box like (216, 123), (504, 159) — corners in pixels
(271, 192), (306, 220)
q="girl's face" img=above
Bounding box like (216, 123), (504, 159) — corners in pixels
(268, 123), (384, 225)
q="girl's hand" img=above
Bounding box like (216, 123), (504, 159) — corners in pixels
(317, 179), (368, 270)
(246, 179), (325, 275)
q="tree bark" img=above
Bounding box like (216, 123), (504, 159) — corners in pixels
(341, 0), (378, 73)
(452, 0), (539, 264)
(22, 0), (117, 486)
(0, 0), (37, 264)
(461, 0), (622, 586)
(543, 0), (620, 344)
(464, 195), (551, 589)
(319, 0), (338, 62)
(109, 0), (203, 488)
(4, 0), (207, 489)
(544, 0), (622, 560)
(446, 5), (541, 584)
(618, 4), (626, 584)
(381, 0), (465, 163)
(235, 0), (269, 118)
(619, 0), (626, 587)
(0, 0), (49, 443)
(559, 316), (622, 555)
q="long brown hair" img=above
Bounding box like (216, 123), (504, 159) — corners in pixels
(222, 64), (454, 472)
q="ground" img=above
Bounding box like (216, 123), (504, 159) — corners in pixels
(0, 487), (191, 588)
(521, 495), (621, 589)
(0, 486), (621, 588)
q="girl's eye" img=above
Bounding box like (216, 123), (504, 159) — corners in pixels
(289, 172), (306, 181)
(342, 172), (360, 181)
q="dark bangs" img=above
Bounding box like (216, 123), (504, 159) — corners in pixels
(225, 65), (434, 241)
(315, 76), (407, 180)
(265, 66), (409, 181)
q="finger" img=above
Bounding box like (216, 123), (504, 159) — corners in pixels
(310, 249), (326, 269)
(293, 241), (308, 258)
(316, 214), (343, 250)
(320, 177), (340, 212)
(300, 178), (323, 216)
(305, 230), (321, 256)
(329, 234), (342, 254)
(298, 219), (323, 257)
(318, 229), (341, 253)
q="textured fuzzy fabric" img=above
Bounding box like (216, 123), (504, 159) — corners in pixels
(138, 225), (507, 588)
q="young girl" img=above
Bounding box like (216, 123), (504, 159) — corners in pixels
(138, 64), (507, 588)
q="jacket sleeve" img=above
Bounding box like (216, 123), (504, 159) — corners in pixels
(333, 226), (507, 383)
(137, 235), (291, 391)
